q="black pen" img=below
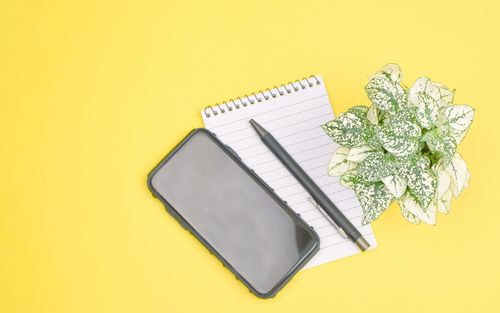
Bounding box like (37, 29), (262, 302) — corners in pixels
(249, 119), (370, 251)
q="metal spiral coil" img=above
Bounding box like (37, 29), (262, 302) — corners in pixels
(203, 75), (321, 118)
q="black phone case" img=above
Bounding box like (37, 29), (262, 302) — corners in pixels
(147, 128), (319, 298)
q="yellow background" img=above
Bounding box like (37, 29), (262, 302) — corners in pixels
(1, 1), (499, 312)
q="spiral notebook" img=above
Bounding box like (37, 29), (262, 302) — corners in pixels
(201, 76), (377, 269)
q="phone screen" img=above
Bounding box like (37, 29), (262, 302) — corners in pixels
(148, 130), (318, 296)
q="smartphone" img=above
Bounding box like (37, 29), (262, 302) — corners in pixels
(147, 129), (319, 298)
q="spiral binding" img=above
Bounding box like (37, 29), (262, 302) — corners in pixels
(203, 75), (320, 118)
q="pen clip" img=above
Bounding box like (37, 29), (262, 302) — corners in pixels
(307, 197), (349, 239)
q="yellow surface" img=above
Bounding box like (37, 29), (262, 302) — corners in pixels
(1, 1), (499, 312)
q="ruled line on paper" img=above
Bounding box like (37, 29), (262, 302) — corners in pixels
(242, 134), (328, 158)
(245, 143), (333, 168)
(264, 164), (325, 184)
(230, 125), (327, 151)
(253, 152), (332, 176)
(223, 112), (334, 144)
(217, 102), (332, 136)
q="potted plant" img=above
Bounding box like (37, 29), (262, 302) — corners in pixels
(322, 64), (474, 225)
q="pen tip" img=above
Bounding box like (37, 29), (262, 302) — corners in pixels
(249, 119), (268, 137)
(355, 237), (371, 251)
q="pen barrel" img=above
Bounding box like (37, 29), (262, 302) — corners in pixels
(262, 134), (364, 243)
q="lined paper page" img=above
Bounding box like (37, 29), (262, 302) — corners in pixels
(201, 76), (377, 269)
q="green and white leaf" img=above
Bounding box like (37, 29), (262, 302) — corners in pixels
(409, 77), (454, 107)
(366, 105), (379, 125)
(441, 104), (475, 133)
(390, 107), (421, 137)
(376, 63), (403, 83)
(449, 128), (469, 144)
(322, 106), (374, 148)
(443, 153), (469, 197)
(435, 124), (471, 146)
(376, 126), (420, 157)
(432, 164), (452, 199)
(399, 192), (437, 225)
(434, 82), (455, 106)
(379, 111), (391, 127)
(382, 175), (407, 198)
(408, 170), (437, 209)
(400, 202), (420, 224)
(436, 189), (453, 214)
(399, 155), (437, 209)
(408, 77), (441, 129)
(357, 152), (394, 182)
(339, 169), (360, 189)
(365, 74), (406, 113)
(347, 145), (378, 162)
(426, 130), (457, 160)
(349, 105), (370, 117)
(354, 182), (393, 225)
(416, 93), (440, 129)
(327, 146), (357, 176)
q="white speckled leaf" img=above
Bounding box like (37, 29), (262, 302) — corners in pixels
(432, 165), (452, 199)
(376, 126), (420, 157)
(354, 182), (393, 225)
(437, 189), (453, 214)
(420, 199), (437, 225)
(347, 145), (378, 162)
(434, 82), (455, 106)
(357, 152), (394, 182)
(377, 63), (403, 83)
(398, 192), (437, 225)
(399, 155), (437, 209)
(348, 105), (370, 116)
(367, 105), (379, 125)
(408, 77), (441, 129)
(400, 202), (420, 224)
(327, 146), (357, 176)
(381, 111), (391, 127)
(390, 107), (421, 137)
(436, 199), (446, 214)
(322, 106), (373, 148)
(408, 77), (438, 103)
(382, 175), (407, 198)
(365, 75), (406, 113)
(339, 169), (359, 189)
(444, 153), (468, 197)
(449, 128), (468, 144)
(409, 77), (453, 107)
(442, 105), (475, 133)
(426, 131), (457, 160)
(417, 93), (440, 128)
